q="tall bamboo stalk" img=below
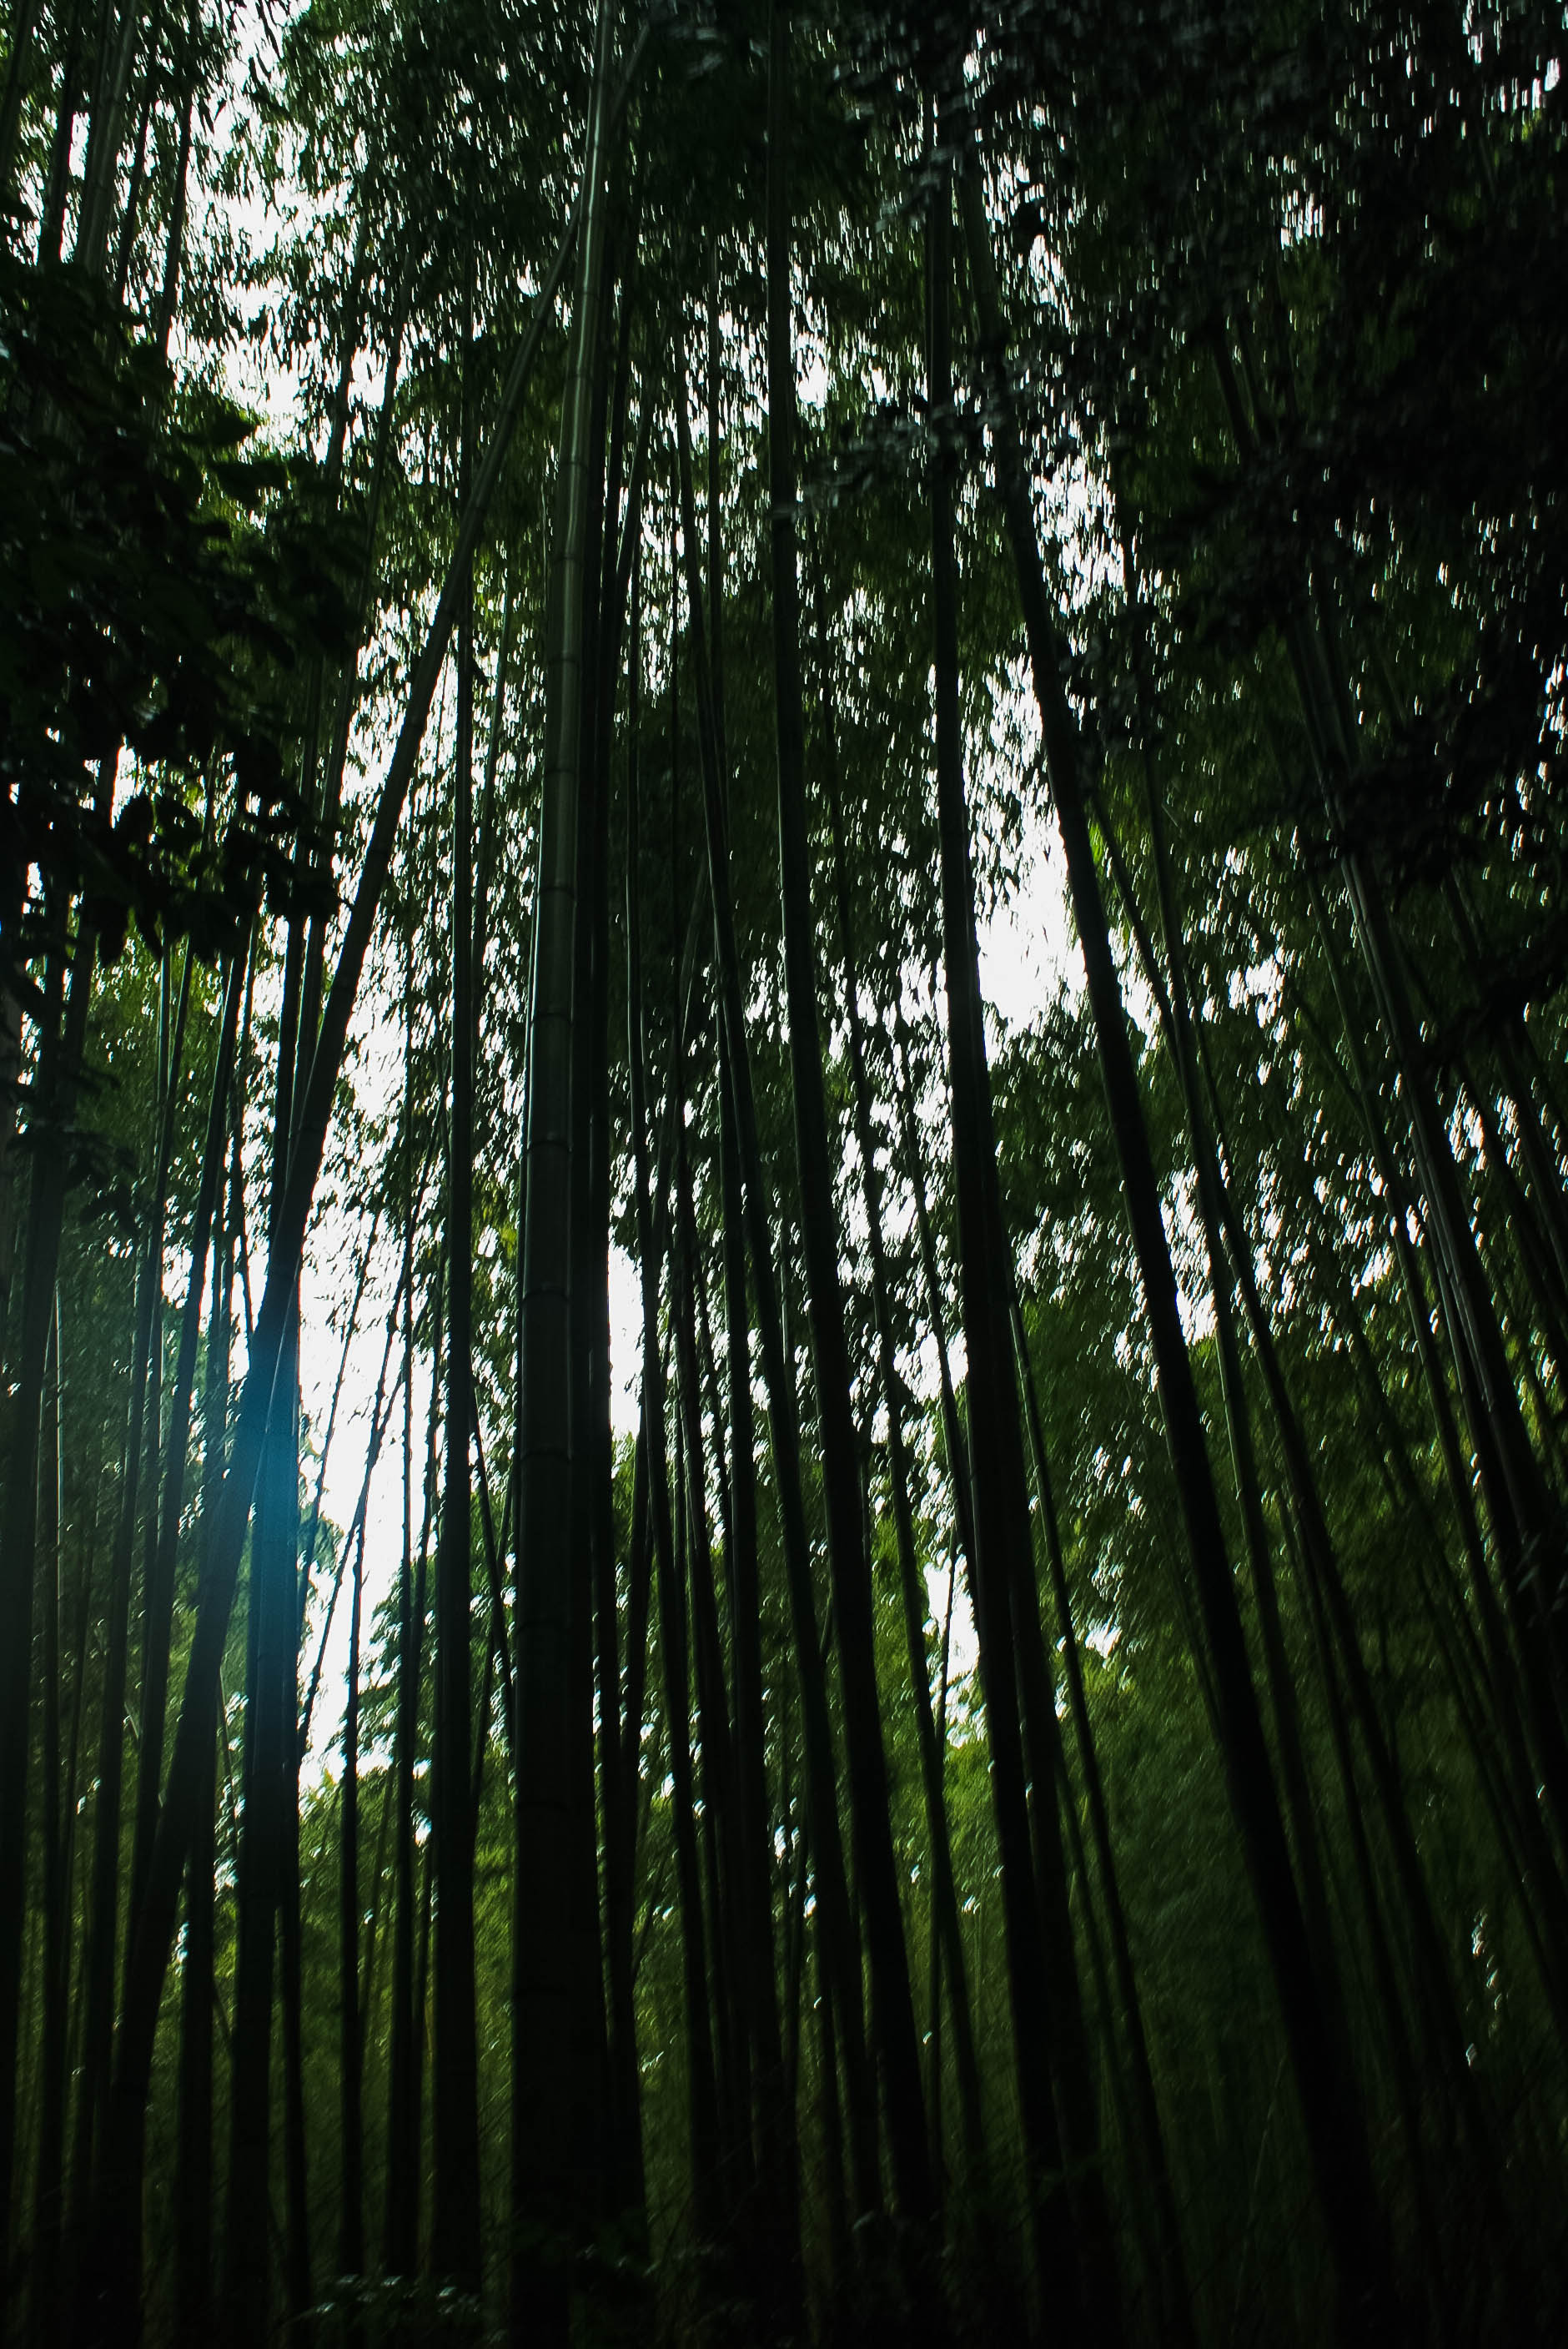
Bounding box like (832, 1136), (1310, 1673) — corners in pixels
(510, 8), (619, 2332)
(430, 235), (482, 2296)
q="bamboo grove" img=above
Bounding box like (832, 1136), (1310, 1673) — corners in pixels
(2, 0), (1566, 2342)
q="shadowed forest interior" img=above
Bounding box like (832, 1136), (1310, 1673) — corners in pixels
(2, 1), (1567, 2344)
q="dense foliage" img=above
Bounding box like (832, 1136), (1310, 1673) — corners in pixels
(2, 3), (1566, 2345)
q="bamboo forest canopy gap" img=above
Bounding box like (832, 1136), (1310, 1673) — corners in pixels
(2, 2), (1567, 2346)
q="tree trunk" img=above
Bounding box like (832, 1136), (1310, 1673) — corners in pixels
(716, 984), (802, 2324)
(0, 908), (80, 2270)
(510, 9), (618, 2335)
(386, 935), (425, 2276)
(125, 942), (248, 1958)
(601, 549), (649, 2242)
(31, 1292), (66, 2349)
(72, 0), (143, 275)
(672, 1105), (751, 2191)
(66, 936), (173, 2305)
(110, 23), (160, 301)
(153, 4), (199, 355)
(0, 0), (42, 204)
(339, 1478), (366, 2289)
(888, 1011), (977, 1582)
(224, 1130), (299, 2349)
(626, 710), (723, 2241)
(430, 249), (483, 2296)
(37, 3), (83, 266)
(174, 1078), (239, 2349)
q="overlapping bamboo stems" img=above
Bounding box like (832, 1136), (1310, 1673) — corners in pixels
(927, 134), (1116, 2338)
(1212, 332), (1567, 1703)
(764, 8), (934, 2249)
(671, 270), (879, 2227)
(68, 942), (189, 2308)
(626, 680), (722, 2242)
(86, 117), (591, 2349)
(814, 603), (988, 2200)
(957, 117), (1393, 2343)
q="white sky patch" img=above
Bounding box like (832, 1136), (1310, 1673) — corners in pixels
(295, 980), (426, 1784)
(927, 1557), (978, 1688)
(977, 797), (1078, 1028)
(608, 1239), (641, 1434)
(298, 1265), (434, 1788)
